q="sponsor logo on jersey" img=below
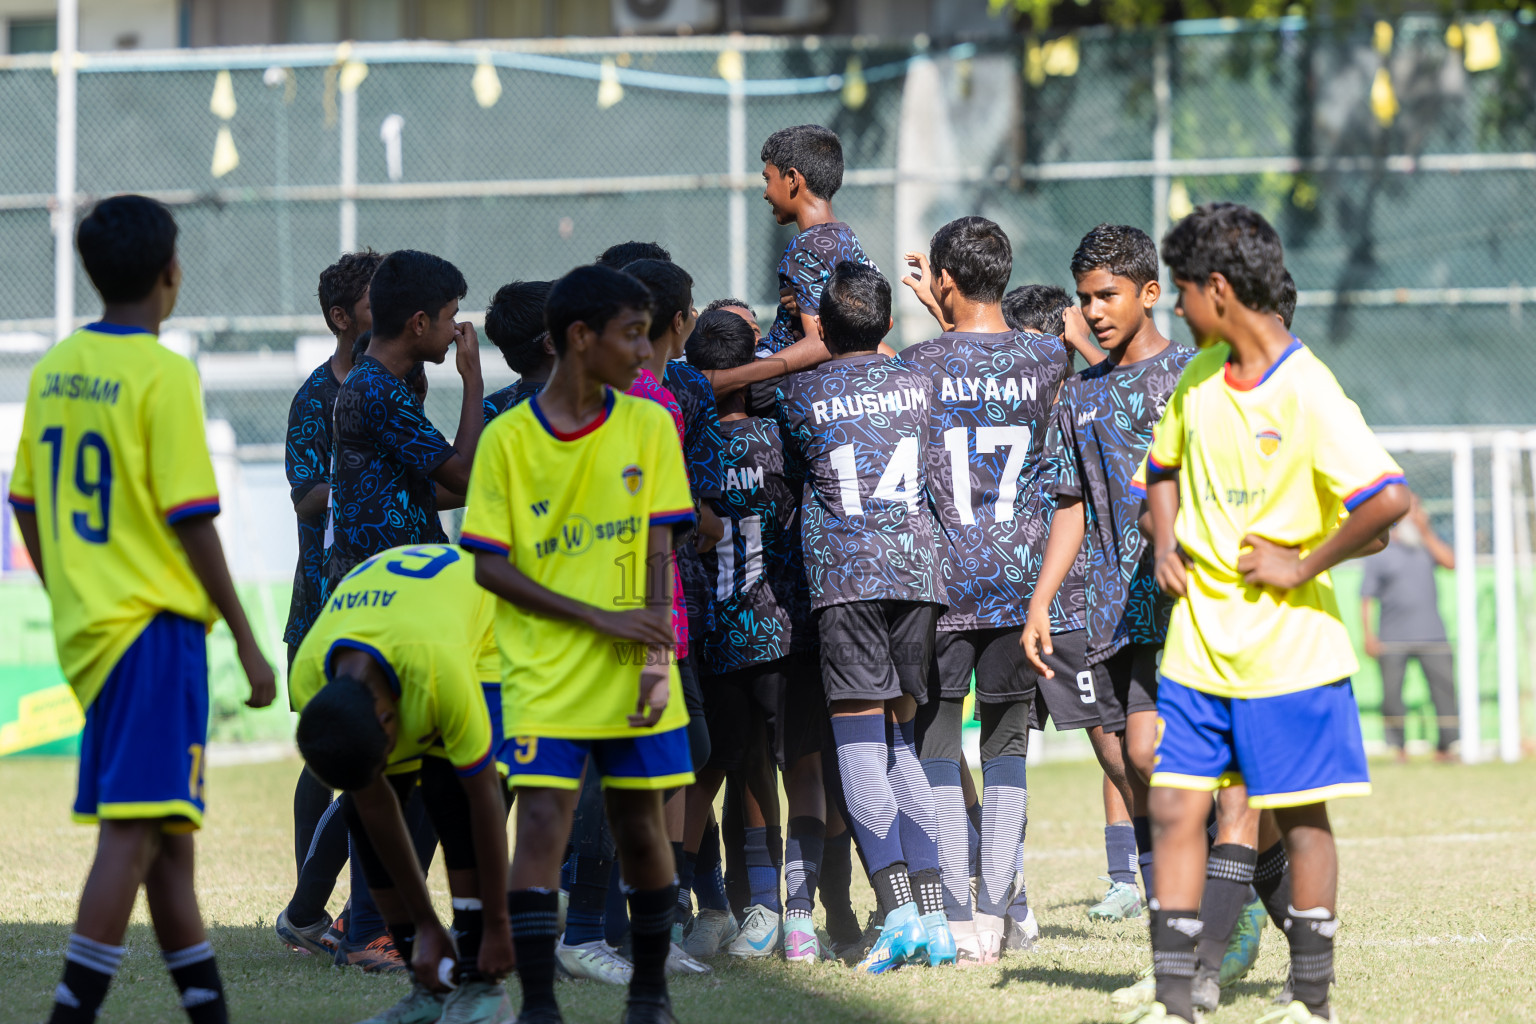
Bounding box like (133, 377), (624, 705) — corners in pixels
(622, 464), (643, 495)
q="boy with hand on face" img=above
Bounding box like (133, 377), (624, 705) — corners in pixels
(329, 249), (483, 588)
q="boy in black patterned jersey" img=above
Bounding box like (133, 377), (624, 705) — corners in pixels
(775, 263), (952, 974)
(1022, 224), (1193, 925)
(483, 279), (553, 421)
(683, 309), (830, 962)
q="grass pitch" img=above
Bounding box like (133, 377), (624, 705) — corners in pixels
(0, 755), (1531, 1024)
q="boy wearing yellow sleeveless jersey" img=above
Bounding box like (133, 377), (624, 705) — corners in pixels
(462, 264), (693, 1024)
(1137, 204), (1409, 1024)
(7, 196), (275, 1024)
(291, 544), (515, 1024)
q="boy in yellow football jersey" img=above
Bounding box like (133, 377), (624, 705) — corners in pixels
(1139, 203), (1409, 1024)
(7, 196), (275, 1024)
(462, 264), (695, 1024)
(291, 544), (515, 1024)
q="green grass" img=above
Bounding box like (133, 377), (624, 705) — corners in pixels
(1, 756), (1532, 1023)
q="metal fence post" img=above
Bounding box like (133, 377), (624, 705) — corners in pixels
(727, 57), (748, 304)
(1151, 28), (1172, 337)
(53, 0), (78, 343)
(339, 66), (358, 254)
(1452, 433), (1481, 763)
(1492, 431), (1521, 762)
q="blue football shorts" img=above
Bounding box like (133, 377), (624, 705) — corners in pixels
(1151, 675), (1371, 808)
(74, 612), (210, 832)
(503, 726), (694, 792)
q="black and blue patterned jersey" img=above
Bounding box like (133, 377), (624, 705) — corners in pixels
(282, 360), (341, 645)
(1051, 341), (1195, 662)
(329, 356), (453, 587)
(699, 416), (814, 674)
(775, 352), (943, 611)
(663, 360), (725, 500)
(762, 222), (877, 356)
(903, 330), (1084, 633)
(483, 378), (545, 423)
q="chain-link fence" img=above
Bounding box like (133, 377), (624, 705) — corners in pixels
(1, 15), (1533, 753)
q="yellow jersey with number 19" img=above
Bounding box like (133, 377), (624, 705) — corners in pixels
(1146, 340), (1403, 699)
(289, 544), (496, 777)
(460, 389), (695, 740)
(7, 324), (221, 708)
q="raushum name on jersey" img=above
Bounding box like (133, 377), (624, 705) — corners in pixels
(810, 385), (928, 425)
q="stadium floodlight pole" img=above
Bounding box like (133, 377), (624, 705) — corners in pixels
(1451, 433), (1481, 763)
(1491, 431), (1520, 763)
(53, 0), (79, 344)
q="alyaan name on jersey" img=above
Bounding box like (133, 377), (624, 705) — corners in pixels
(810, 385), (928, 425)
(938, 374), (1040, 405)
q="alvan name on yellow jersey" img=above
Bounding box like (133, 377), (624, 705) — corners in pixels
(289, 544), (495, 777)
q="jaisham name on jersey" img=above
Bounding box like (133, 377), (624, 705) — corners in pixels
(39, 373), (122, 405)
(938, 375), (1040, 405)
(811, 386), (927, 425)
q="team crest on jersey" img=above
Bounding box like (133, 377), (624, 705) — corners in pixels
(1256, 429), (1282, 460)
(622, 464), (643, 495)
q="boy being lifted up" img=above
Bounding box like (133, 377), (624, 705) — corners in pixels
(1138, 203), (1408, 1024)
(9, 195), (275, 1024)
(462, 265), (696, 1024)
(704, 125), (881, 402)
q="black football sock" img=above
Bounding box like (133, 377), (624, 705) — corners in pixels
(287, 797), (349, 929)
(831, 715), (905, 888)
(1151, 907), (1202, 1023)
(1253, 841), (1293, 932)
(293, 767), (335, 876)
(1133, 815), (1155, 898)
(784, 816), (825, 916)
(1284, 905), (1337, 1017)
(451, 897), (485, 981)
(978, 755), (1028, 918)
(562, 854), (611, 946)
(676, 849), (698, 926)
(693, 820), (729, 913)
(819, 829), (859, 944)
(887, 719), (941, 880)
(1195, 844), (1258, 972)
(722, 779), (751, 918)
(388, 921), (417, 971)
(163, 942), (228, 1024)
(910, 867), (945, 916)
(626, 884), (676, 1008)
(921, 757), (970, 918)
(49, 933), (123, 1024)
(966, 798), (983, 870)
(508, 889), (560, 1013)
(870, 863), (913, 918)
(1104, 822), (1138, 887)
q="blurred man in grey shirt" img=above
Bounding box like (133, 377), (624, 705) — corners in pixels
(1360, 492), (1459, 760)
